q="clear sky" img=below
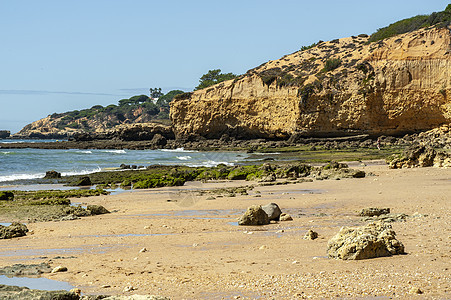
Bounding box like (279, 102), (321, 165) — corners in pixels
(0, 0), (449, 133)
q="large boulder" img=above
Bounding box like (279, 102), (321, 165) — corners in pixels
(0, 223), (28, 239)
(238, 205), (270, 225)
(261, 203), (282, 221)
(327, 221), (405, 260)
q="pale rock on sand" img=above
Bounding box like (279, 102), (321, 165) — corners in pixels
(327, 221), (405, 260)
(303, 229), (319, 240)
(238, 205), (269, 225)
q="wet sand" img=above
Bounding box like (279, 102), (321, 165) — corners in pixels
(0, 162), (449, 299)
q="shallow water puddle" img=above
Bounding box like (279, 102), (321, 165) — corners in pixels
(0, 245), (114, 257)
(0, 275), (74, 291)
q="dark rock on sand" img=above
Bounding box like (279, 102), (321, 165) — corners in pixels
(327, 221), (405, 260)
(87, 205), (110, 215)
(303, 229), (318, 240)
(0, 222), (28, 239)
(44, 170), (62, 179)
(359, 207), (390, 217)
(261, 203), (282, 221)
(238, 205), (270, 225)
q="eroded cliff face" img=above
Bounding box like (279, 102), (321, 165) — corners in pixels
(171, 27), (451, 139)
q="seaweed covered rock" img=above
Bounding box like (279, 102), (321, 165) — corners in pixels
(261, 203), (282, 221)
(0, 263), (52, 276)
(87, 205), (110, 215)
(0, 285), (80, 300)
(0, 222), (28, 239)
(238, 205), (270, 225)
(327, 221), (404, 260)
(388, 144), (451, 168)
(0, 191), (14, 201)
(359, 207), (390, 217)
(72, 176), (92, 186)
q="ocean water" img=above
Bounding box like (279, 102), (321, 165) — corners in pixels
(0, 141), (249, 185)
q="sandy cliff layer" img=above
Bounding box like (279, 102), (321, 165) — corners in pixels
(171, 27), (451, 139)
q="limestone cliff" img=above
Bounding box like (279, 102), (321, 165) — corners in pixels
(171, 27), (451, 139)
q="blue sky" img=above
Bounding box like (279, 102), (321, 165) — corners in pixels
(0, 0), (449, 133)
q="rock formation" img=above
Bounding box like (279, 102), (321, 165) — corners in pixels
(171, 27), (451, 139)
(238, 205), (270, 225)
(0, 130), (10, 139)
(327, 221), (405, 260)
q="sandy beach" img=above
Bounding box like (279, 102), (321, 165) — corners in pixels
(0, 162), (449, 299)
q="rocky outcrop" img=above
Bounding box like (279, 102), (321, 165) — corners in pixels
(0, 222), (28, 239)
(388, 144), (451, 168)
(0, 130), (10, 139)
(327, 221), (405, 260)
(171, 27), (451, 139)
(13, 119), (175, 142)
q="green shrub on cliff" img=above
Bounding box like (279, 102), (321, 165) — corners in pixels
(369, 5), (451, 42)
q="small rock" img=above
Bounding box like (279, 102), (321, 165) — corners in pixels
(44, 170), (61, 179)
(139, 247), (148, 253)
(259, 245), (268, 250)
(303, 229), (319, 240)
(87, 205), (110, 215)
(123, 286), (135, 292)
(70, 288), (81, 295)
(101, 285), (111, 288)
(279, 213), (293, 221)
(73, 176), (92, 186)
(409, 287), (423, 294)
(51, 266), (68, 273)
(359, 207), (390, 217)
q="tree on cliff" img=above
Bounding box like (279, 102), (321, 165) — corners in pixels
(156, 90), (184, 107)
(195, 69), (237, 90)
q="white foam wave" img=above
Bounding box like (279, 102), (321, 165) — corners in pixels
(187, 160), (235, 168)
(77, 150), (92, 154)
(61, 167), (102, 176)
(102, 150), (126, 154)
(176, 156), (192, 161)
(1, 151), (11, 154)
(160, 147), (198, 153)
(252, 152), (281, 155)
(0, 173), (45, 182)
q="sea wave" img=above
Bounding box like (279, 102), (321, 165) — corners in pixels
(77, 150), (92, 154)
(1, 151), (11, 155)
(61, 167), (102, 176)
(176, 156), (192, 160)
(102, 150), (126, 154)
(187, 160), (235, 168)
(0, 173), (45, 182)
(160, 147), (198, 153)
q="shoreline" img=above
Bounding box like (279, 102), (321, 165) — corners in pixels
(0, 163), (449, 298)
